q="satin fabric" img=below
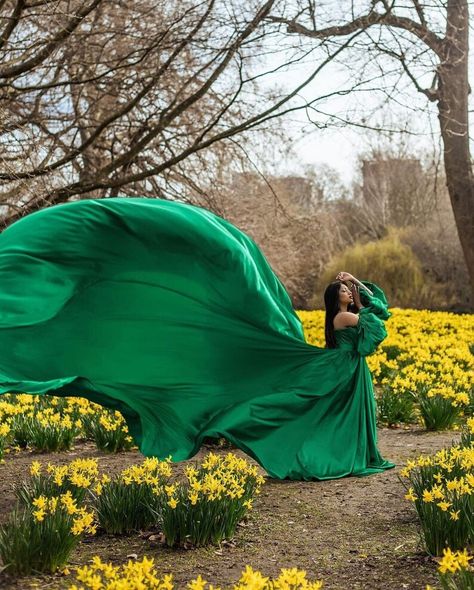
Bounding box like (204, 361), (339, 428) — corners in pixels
(0, 197), (395, 480)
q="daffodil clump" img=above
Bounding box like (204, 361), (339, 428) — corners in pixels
(297, 308), (474, 430)
(0, 421), (11, 461)
(93, 457), (172, 534)
(0, 490), (96, 575)
(4, 394), (82, 452)
(30, 491), (96, 535)
(82, 409), (135, 452)
(233, 565), (323, 590)
(425, 547), (473, 590)
(158, 452), (265, 547)
(0, 393), (135, 453)
(16, 457), (107, 506)
(401, 424), (474, 555)
(92, 452), (265, 546)
(67, 557), (324, 590)
(7, 451), (264, 558)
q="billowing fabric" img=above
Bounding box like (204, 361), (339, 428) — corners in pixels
(0, 197), (395, 480)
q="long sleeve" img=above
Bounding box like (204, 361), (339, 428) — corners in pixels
(356, 281), (390, 356)
(356, 310), (388, 357)
(358, 280), (391, 321)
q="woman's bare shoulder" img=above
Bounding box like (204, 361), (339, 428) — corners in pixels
(333, 311), (359, 329)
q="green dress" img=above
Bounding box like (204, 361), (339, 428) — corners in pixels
(0, 197), (395, 480)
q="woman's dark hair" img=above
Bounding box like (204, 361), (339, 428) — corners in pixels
(324, 281), (357, 349)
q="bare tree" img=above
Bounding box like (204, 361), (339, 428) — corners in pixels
(0, 0), (355, 227)
(268, 0), (474, 295)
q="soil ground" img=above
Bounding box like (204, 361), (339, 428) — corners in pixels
(0, 426), (461, 590)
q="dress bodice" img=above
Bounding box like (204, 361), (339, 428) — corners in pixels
(334, 325), (359, 352)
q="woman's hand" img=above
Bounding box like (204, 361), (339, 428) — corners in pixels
(336, 271), (373, 297)
(336, 271), (354, 282)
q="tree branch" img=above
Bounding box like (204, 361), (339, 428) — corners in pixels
(412, 0), (427, 27)
(0, 0), (215, 181)
(0, 0), (104, 79)
(268, 8), (444, 56)
(97, 0), (276, 177)
(0, 0), (25, 51)
(0, 27), (362, 225)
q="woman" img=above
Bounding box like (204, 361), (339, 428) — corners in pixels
(319, 271), (396, 474)
(0, 197), (395, 480)
(324, 272), (375, 348)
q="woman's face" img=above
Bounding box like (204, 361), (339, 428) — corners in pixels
(338, 283), (353, 308)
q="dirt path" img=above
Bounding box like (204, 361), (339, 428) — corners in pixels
(0, 426), (461, 590)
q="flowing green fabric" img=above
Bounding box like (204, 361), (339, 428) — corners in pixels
(0, 197), (395, 480)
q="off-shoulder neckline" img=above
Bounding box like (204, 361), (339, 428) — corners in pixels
(334, 325), (357, 332)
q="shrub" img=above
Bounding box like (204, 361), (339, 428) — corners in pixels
(316, 227), (440, 308)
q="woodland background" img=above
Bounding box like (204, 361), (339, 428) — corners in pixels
(0, 0), (472, 311)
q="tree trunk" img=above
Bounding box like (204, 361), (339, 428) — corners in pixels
(438, 0), (474, 299)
